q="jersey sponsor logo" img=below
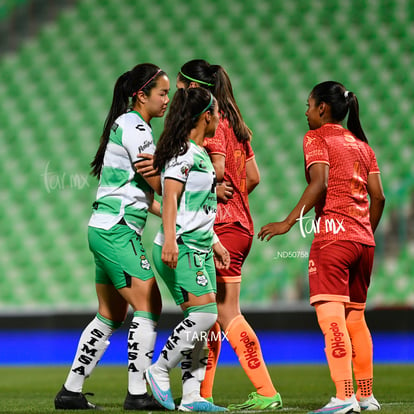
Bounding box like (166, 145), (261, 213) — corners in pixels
(195, 271), (208, 287)
(203, 204), (217, 215)
(138, 139), (153, 154)
(166, 159), (191, 177)
(135, 124), (146, 132)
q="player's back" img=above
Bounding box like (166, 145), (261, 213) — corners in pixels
(306, 123), (379, 245)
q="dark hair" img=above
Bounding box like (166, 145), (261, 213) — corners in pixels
(90, 63), (166, 177)
(178, 59), (252, 144)
(311, 81), (368, 143)
(153, 88), (216, 173)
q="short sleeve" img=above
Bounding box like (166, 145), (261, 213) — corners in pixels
(303, 130), (330, 171)
(122, 123), (155, 164)
(245, 140), (255, 161)
(204, 120), (226, 156)
(368, 148), (380, 174)
(163, 153), (193, 183)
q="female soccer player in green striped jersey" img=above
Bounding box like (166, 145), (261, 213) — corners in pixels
(55, 63), (170, 411)
(144, 87), (230, 412)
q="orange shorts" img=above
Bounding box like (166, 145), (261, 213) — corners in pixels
(214, 222), (253, 283)
(308, 240), (375, 306)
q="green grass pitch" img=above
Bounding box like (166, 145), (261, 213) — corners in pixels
(0, 365), (413, 413)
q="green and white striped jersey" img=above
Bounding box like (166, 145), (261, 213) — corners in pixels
(154, 141), (217, 252)
(89, 111), (155, 234)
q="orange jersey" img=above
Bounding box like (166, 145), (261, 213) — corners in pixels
(303, 123), (380, 246)
(204, 118), (254, 235)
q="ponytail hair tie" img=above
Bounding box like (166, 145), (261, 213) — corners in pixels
(344, 90), (350, 99)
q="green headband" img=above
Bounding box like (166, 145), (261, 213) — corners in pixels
(180, 71), (214, 87)
(193, 93), (214, 119)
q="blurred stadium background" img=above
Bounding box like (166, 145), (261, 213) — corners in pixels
(0, 0), (413, 340)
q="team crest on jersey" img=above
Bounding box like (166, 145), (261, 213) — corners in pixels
(180, 163), (190, 177)
(196, 271), (208, 287)
(140, 255), (151, 270)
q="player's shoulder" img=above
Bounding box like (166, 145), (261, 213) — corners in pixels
(118, 111), (149, 131)
(303, 127), (324, 148)
(168, 143), (196, 167)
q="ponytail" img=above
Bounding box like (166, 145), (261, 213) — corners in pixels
(178, 60), (252, 144)
(346, 92), (368, 143)
(90, 71), (131, 177)
(311, 81), (368, 143)
(154, 88), (216, 172)
(212, 66), (252, 143)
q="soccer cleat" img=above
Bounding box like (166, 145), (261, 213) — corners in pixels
(54, 385), (99, 410)
(308, 395), (361, 414)
(179, 393), (227, 412)
(179, 400), (228, 412)
(123, 391), (163, 410)
(358, 395), (381, 411)
(228, 392), (282, 410)
(144, 365), (175, 410)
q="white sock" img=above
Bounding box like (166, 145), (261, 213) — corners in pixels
(153, 311), (217, 392)
(127, 316), (157, 395)
(181, 338), (209, 402)
(64, 316), (114, 392)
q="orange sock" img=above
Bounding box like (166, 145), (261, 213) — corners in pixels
(315, 302), (353, 400)
(346, 305), (373, 399)
(200, 322), (221, 399)
(225, 315), (276, 397)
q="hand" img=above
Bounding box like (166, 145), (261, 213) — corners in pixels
(212, 241), (231, 269)
(161, 240), (179, 269)
(258, 220), (291, 241)
(216, 181), (234, 203)
(134, 153), (159, 177)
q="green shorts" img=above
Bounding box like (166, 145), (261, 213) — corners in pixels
(152, 242), (216, 305)
(88, 224), (154, 289)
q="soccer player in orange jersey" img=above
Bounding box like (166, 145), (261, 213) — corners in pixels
(177, 59), (282, 411)
(259, 81), (385, 414)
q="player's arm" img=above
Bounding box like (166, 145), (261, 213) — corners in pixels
(212, 233), (230, 270)
(367, 173), (385, 233)
(246, 157), (260, 194)
(134, 154), (162, 196)
(161, 178), (183, 269)
(148, 198), (161, 217)
(210, 153), (233, 203)
(135, 153), (159, 177)
(258, 162), (328, 241)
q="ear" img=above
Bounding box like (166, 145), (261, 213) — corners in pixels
(189, 81), (200, 89)
(136, 90), (148, 104)
(319, 102), (327, 117)
(204, 111), (211, 124)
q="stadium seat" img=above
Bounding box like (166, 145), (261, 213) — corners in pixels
(0, 0), (412, 310)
